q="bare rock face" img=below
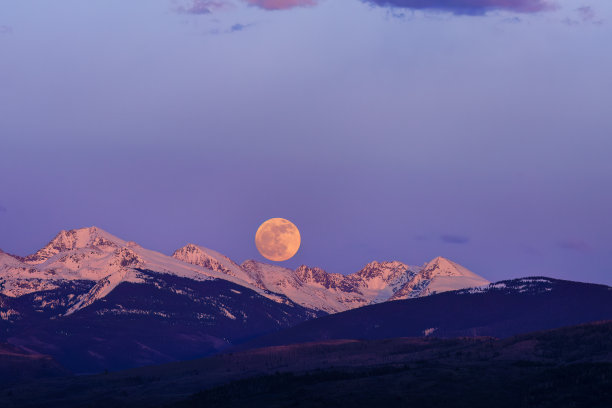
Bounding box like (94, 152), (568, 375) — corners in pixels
(294, 265), (358, 293)
(113, 247), (144, 268)
(353, 261), (410, 282)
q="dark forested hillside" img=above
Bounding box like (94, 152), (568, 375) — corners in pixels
(1, 321), (611, 408)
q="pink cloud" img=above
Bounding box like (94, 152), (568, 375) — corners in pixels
(244, 0), (317, 11)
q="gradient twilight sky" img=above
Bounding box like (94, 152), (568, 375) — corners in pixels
(1, 0), (611, 285)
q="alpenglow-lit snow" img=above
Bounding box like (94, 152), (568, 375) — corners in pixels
(0, 226), (490, 314)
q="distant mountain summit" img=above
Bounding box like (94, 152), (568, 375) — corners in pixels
(389, 256), (490, 300)
(23, 226), (125, 264)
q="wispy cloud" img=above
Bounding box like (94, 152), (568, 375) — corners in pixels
(0, 204), (7, 213)
(174, 0), (229, 15)
(440, 234), (470, 244)
(363, 0), (555, 15)
(576, 6), (598, 22)
(0, 25), (13, 35)
(244, 0), (317, 10)
(564, 6), (603, 25)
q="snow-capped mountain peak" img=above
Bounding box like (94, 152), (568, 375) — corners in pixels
(421, 256), (482, 279)
(24, 227), (126, 264)
(349, 260), (417, 302)
(390, 256), (490, 300)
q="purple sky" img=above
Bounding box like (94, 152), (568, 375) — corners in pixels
(1, 0), (611, 285)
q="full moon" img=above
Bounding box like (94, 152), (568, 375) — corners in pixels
(255, 218), (301, 262)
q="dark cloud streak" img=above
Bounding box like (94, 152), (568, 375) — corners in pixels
(363, 0), (555, 15)
(230, 23), (252, 32)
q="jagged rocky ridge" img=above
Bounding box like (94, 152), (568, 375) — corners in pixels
(172, 244), (490, 313)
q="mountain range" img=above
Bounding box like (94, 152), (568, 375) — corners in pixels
(2, 226), (611, 376)
(1, 226), (489, 313)
(0, 226), (489, 371)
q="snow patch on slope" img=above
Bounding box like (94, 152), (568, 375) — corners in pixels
(457, 277), (554, 295)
